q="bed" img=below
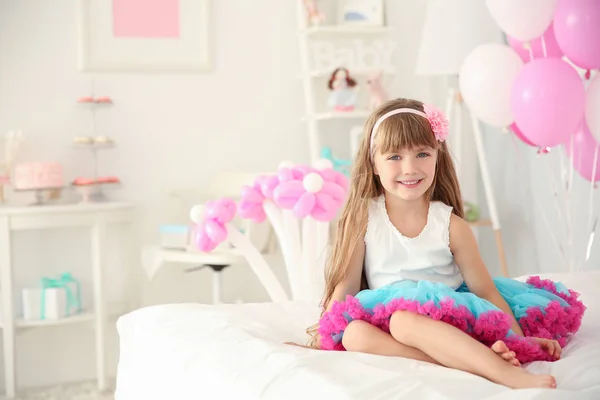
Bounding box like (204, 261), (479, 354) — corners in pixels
(114, 271), (600, 400)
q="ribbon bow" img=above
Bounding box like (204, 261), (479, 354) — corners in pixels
(40, 272), (82, 320)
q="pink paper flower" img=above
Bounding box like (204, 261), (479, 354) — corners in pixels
(424, 104), (449, 142)
(192, 198), (237, 252)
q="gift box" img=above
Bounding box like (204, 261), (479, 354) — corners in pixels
(22, 272), (82, 321)
(159, 224), (190, 250)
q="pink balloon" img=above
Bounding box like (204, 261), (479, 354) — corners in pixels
(204, 219), (227, 243)
(554, 0), (600, 70)
(258, 175), (279, 199)
(507, 23), (563, 63)
(564, 122), (600, 182)
(511, 58), (585, 148)
(292, 166), (309, 179)
(509, 123), (536, 147)
(193, 226), (217, 252)
(320, 181), (346, 204)
(313, 193), (337, 221)
(240, 185), (263, 203)
(293, 192), (316, 218)
(192, 197), (237, 252)
(278, 167), (297, 182)
(273, 180), (305, 209)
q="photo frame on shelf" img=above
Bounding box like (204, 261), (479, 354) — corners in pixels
(336, 0), (384, 26)
(77, 0), (212, 72)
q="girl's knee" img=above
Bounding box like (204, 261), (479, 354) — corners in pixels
(389, 310), (419, 342)
(342, 320), (371, 351)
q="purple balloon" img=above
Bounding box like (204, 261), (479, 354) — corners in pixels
(554, 0), (600, 70)
(564, 121), (600, 182)
(507, 23), (563, 63)
(511, 58), (585, 148)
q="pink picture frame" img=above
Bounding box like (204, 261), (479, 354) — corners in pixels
(77, 0), (211, 72)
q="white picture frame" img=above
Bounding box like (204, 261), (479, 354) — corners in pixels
(336, 0), (384, 26)
(77, 0), (212, 73)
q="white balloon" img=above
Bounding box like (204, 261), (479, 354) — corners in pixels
(303, 173), (324, 193)
(313, 158), (333, 170)
(459, 43), (523, 127)
(585, 73), (600, 142)
(189, 204), (205, 223)
(278, 160), (294, 169)
(486, 0), (557, 41)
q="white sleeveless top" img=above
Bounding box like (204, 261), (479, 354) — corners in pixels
(364, 196), (464, 290)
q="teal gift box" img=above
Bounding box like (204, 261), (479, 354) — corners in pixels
(21, 272), (82, 321)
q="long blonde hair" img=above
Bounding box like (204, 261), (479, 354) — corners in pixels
(306, 98), (464, 348)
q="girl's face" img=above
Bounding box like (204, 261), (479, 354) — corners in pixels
(373, 146), (438, 203)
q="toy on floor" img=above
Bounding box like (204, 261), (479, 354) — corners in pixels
(327, 68), (358, 112)
(366, 70), (389, 110)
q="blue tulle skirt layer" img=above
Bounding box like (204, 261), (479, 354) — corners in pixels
(318, 276), (585, 363)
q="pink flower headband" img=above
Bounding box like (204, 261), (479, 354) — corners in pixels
(369, 104), (449, 158)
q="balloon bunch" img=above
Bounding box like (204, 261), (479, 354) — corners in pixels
(460, 1), (600, 269)
(190, 159), (349, 302)
(460, 0), (600, 183)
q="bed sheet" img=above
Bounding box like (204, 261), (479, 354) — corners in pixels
(115, 272), (600, 400)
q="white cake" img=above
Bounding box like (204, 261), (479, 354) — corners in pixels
(13, 162), (64, 190)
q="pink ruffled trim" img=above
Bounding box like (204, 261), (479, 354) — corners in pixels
(318, 279), (586, 364)
(521, 276), (587, 346)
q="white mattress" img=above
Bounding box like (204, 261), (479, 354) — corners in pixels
(115, 272), (600, 399)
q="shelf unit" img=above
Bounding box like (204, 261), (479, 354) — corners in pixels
(295, 1), (396, 165)
(301, 26), (394, 35)
(0, 203), (137, 398)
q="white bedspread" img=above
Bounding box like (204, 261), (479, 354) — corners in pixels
(115, 272), (600, 399)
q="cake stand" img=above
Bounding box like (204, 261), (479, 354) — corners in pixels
(73, 181), (120, 204)
(72, 141), (118, 202)
(14, 186), (66, 206)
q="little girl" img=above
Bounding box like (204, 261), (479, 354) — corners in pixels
(306, 98), (586, 389)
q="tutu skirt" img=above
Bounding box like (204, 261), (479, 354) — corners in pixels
(318, 276), (586, 363)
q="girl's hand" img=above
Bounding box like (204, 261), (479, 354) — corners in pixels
(531, 337), (562, 359)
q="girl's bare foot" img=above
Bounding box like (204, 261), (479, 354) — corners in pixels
(496, 366), (557, 389)
(491, 340), (521, 367)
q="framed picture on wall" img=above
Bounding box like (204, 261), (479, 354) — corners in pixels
(336, 0), (384, 26)
(77, 0), (211, 72)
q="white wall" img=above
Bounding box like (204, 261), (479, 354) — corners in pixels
(0, 0), (439, 391)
